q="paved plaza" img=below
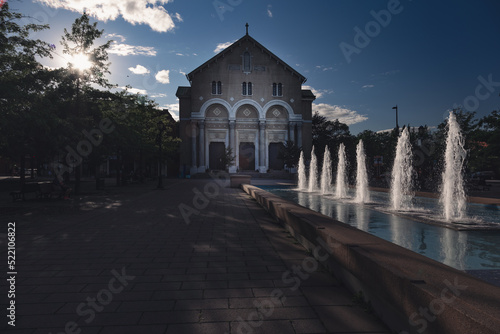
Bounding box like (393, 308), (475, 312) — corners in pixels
(1, 178), (390, 333)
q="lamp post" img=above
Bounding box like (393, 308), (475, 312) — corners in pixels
(392, 105), (399, 135)
(157, 120), (166, 189)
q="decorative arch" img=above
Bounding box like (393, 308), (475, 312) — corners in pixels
(262, 100), (298, 121)
(236, 104), (259, 119)
(231, 99), (264, 120)
(197, 98), (232, 119)
(206, 104), (229, 118)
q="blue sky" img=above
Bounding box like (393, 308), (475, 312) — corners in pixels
(10, 0), (500, 134)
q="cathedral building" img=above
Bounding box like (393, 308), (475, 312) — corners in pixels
(176, 24), (315, 175)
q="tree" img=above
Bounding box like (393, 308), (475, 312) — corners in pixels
(0, 2), (54, 185)
(478, 110), (500, 176)
(278, 140), (301, 172)
(56, 12), (114, 193)
(221, 147), (236, 172)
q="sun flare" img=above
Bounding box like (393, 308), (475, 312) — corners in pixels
(69, 53), (91, 71)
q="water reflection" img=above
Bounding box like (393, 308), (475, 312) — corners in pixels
(262, 186), (500, 270)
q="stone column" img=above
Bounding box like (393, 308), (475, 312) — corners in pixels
(198, 120), (205, 171)
(191, 121), (197, 173)
(289, 121), (296, 143)
(259, 121), (267, 173)
(228, 120), (237, 173)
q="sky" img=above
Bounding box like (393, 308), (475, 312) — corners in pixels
(8, 0), (500, 134)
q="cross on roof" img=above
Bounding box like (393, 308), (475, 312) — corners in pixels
(245, 23), (249, 35)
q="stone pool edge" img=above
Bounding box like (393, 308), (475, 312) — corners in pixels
(242, 184), (500, 334)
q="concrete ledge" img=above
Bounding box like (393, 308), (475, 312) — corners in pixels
(230, 174), (251, 188)
(241, 184), (500, 334)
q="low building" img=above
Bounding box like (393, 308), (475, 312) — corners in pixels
(177, 24), (315, 175)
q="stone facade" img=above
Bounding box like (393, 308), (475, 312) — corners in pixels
(177, 30), (315, 175)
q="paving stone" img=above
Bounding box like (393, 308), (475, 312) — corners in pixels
(139, 310), (201, 324)
(166, 322), (229, 334)
(301, 286), (353, 306)
(292, 319), (327, 333)
(230, 319), (296, 334)
(4, 179), (390, 333)
(98, 324), (167, 334)
(175, 298), (228, 310)
(204, 288), (254, 298)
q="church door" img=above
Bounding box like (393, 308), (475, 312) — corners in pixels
(268, 143), (284, 170)
(239, 142), (255, 171)
(209, 142), (225, 170)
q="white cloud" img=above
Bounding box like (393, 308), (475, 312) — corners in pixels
(155, 70), (170, 84)
(162, 103), (179, 121)
(176, 53), (184, 56)
(302, 85), (333, 99)
(214, 40), (235, 53)
(151, 93), (167, 98)
(120, 86), (147, 95)
(315, 65), (334, 72)
(267, 5), (273, 18)
(128, 64), (150, 75)
(36, 0), (178, 33)
(313, 103), (368, 125)
(362, 84), (374, 88)
(174, 12), (183, 22)
(109, 42), (156, 56)
(105, 33), (126, 42)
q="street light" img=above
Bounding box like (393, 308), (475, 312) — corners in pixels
(157, 120), (166, 189)
(392, 105), (399, 135)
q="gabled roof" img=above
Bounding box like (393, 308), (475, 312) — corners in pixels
(186, 33), (307, 84)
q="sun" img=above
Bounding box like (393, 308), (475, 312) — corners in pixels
(69, 53), (91, 71)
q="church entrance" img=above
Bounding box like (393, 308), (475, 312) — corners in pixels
(268, 142), (284, 170)
(209, 142), (225, 170)
(239, 142), (255, 171)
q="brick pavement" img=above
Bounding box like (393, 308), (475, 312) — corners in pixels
(1, 179), (390, 333)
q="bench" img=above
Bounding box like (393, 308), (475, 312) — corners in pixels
(9, 183), (41, 201)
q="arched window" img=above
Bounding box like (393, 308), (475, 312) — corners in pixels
(247, 82), (252, 96)
(212, 81), (217, 95)
(277, 83), (282, 96)
(243, 51), (251, 73)
(242, 82), (247, 95)
(272, 83), (277, 96)
(217, 81), (222, 95)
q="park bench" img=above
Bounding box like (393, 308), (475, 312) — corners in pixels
(9, 182), (41, 201)
(9, 182), (66, 201)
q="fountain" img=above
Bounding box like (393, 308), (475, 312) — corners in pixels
(355, 140), (370, 203)
(308, 146), (319, 192)
(261, 116), (499, 273)
(335, 143), (348, 198)
(440, 111), (467, 221)
(390, 127), (414, 211)
(320, 146), (333, 195)
(297, 151), (307, 191)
